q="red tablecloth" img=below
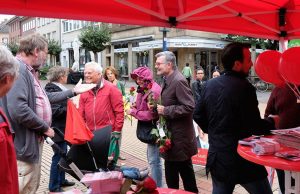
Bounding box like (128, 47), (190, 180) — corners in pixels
(238, 137), (300, 172)
(127, 188), (194, 194)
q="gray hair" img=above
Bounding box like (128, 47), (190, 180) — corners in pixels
(0, 45), (19, 79)
(155, 51), (177, 70)
(85, 62), (103, 73)
(47, 66), (69, 82)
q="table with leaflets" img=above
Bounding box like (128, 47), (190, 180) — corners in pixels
(238, 136), (300, 194)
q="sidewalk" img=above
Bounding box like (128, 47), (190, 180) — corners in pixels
(37, 118), (280, 194)
(37, 81), (279, 193)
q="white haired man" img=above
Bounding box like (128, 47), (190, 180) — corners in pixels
(78, 62), (124, 164)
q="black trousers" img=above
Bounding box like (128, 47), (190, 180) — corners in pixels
(165, 159), (198, 193)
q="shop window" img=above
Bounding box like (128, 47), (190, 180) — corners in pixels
(136, 51), (149, 68)
(115, 53), (128, 76)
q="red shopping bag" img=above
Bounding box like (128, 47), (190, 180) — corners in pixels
(65, 100), (94, 144)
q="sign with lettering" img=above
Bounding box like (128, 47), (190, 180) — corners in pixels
(192, 148), (208, 166)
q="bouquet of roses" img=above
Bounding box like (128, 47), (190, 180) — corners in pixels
(148, 93), (172, 154)
(124, 87), (136, 125)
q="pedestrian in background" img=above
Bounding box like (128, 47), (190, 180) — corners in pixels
(45, 66), (75, 192)
(155, 51), (198, 193)
(191, 67), (206, 103)
(181, 62), (192, 86)
(0, 46), (19, 194)
(212, 69), (221, 78)
(104, 66), (126, 160)
(194, 42), (278, 194)
(104, 66), (125, 96)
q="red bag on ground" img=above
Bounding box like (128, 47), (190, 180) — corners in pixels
(64, 100), (94, 144)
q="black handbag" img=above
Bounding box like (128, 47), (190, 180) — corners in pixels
(136, 120), (157, 144)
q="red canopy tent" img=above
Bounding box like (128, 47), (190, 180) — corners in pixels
(0, 0), (300, 42)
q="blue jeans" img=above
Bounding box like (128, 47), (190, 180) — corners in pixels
(120, 166), (141, 180)
(49, 142), (67, 191)
(147, 143), (163, 187)
(212, 176), (273, 194)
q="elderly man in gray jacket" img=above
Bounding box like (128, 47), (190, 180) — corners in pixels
(154, 51), (198, 193)
(0, 34), (94, 194)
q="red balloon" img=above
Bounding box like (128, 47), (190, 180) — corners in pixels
(255, 50), (284, 86)
(279, 47), (300, 85)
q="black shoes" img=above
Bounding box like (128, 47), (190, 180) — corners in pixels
(49, 188), (63, 192)
(61, 180), (75, 187)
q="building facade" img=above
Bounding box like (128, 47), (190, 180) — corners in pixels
(105, 25), (229, 79)
(0, 19), (9, 46)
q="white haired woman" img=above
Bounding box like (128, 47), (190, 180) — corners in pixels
(45, 66), (75, 192)
(0, 45), (19, 194)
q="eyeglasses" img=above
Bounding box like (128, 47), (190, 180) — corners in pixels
(155, 62), (167, 66)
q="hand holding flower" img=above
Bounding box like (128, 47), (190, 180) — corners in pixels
(126, 108), (131, 115)
(157, 104), (165, 115)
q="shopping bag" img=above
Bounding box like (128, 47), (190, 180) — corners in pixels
(108, 131), (120, 162)
(65, 100), (94, 144)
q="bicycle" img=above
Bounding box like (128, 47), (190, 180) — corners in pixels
(247, 76), (269, 92)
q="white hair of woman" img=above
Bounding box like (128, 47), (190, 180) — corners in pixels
(0, 46), (19, 79)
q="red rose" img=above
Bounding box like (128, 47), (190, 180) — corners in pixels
(147, 83), (153, 89)
(159, 146), (166, 153)
(130, 87), (135, 93)
(165, 138), (171, 148)
(143, 176), (157, 192)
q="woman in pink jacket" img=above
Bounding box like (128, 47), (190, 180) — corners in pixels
(127, 67), (163, 187)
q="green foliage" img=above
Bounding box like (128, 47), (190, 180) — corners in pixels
(225, 35), (279, 50)
(7, 42), (19, 56)
(79, 24), (111, 54)
(48, 39), (62, 56)
(39, 65), (51, 80)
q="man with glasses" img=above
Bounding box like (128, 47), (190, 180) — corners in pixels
(1, 34), (94, 194)
(154, 51), (198, 193)
(191, 67), (205, 103)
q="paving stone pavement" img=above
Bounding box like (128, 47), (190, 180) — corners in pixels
(36, 81), (280, 193)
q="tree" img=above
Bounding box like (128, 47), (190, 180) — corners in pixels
(48, 39), (62, 66)
(7, 42), (19, 56)
(224, 35), (279, 76)
(79, 23), (111, 63)
(225, 35), (278, 50)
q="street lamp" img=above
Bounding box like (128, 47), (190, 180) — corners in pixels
(159, 27), (170, 51)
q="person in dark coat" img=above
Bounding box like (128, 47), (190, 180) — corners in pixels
(191, 67), (206, 103)
(264, 84), (298, 194)
(154, 51), (198, 193)
(193, 42), (278, 194)
(45, 66), (75, 192)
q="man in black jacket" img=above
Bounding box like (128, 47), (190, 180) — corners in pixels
(194, 42), (278, 194)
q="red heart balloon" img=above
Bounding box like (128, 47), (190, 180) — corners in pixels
(255, 50), (284, 86)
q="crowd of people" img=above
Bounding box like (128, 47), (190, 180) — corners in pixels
(0, 33), (289, 194)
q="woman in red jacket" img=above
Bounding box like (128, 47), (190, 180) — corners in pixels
(0, 46), (19, 194)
